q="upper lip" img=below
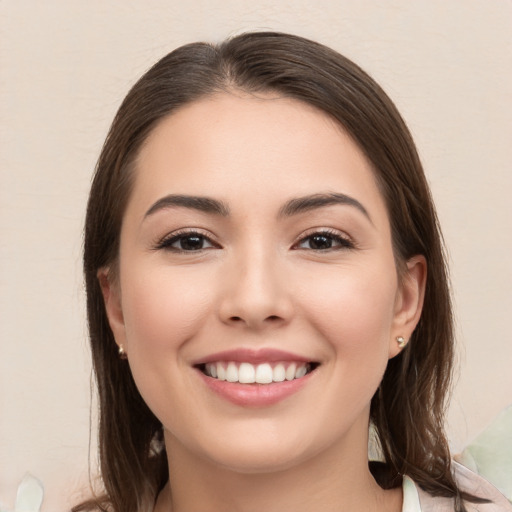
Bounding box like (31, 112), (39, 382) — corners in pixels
(193, 348), (315, 366)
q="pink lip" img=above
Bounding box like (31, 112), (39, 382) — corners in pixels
(196, 369), (314, 407)
(193, 348), (318, 407)
(193, 348), (312, 365)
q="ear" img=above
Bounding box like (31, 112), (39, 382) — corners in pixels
(388, 255), (427, 359)
(97, 267), (127, 351)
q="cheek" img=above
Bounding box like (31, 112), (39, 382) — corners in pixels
(294, 263), (397, 426)
(296, 261), (397, 356)
(121, 264), (214, 354)
(118, 265), (217, 424)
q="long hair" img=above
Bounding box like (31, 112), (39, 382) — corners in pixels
(78, 32), (473, 511)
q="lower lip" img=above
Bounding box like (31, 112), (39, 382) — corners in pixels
(196, 369), (313, 407)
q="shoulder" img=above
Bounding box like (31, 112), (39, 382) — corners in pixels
(405, 462), (512, 512)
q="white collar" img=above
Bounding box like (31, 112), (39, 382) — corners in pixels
(402, 475), (422, 512)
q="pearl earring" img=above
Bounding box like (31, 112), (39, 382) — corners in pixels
(396, 336), (407, 349)
(118, 344), (128, 360)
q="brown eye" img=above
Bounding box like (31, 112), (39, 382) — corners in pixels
(158, 232), (216, 252)
(307, 234), (334, 250)
(176, 235), (207, 251)
(295, 231), (353, 251)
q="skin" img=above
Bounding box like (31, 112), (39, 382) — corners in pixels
(100, 92), (426, 512)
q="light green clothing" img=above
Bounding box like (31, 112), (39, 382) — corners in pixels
(403, 462), (512, 511)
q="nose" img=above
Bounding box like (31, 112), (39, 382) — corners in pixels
(218, 248), (294, 330)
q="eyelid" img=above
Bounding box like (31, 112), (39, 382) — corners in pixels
(292, 227), (356, 250)
(153, 227), (220, 251)
(152, 226), (355, 252)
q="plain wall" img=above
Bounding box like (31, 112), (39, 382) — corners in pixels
(1, 1), (511, 510)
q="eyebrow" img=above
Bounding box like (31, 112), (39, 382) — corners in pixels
(144, 194), (230, 218)
(143, 192), (371, 223)
(278, 193), (372, 223)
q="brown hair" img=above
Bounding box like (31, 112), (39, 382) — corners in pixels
(78, 32), (477, 512)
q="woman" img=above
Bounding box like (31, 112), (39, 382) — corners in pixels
(76, 32), (511, 512)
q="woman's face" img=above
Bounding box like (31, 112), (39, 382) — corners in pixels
(101, 93), (424, 473)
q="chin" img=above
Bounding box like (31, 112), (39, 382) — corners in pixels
(204, 442), (312, 475)
(178, 420), (336, 476)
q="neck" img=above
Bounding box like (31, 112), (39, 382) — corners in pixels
(155, 423), (402, 512)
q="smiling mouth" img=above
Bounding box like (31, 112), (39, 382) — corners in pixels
(197, 361), (319, 384)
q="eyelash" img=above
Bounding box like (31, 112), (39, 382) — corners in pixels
(154, 229), (219, 253)
(155, 228), (355, 254)
(293, 229), (355, 251)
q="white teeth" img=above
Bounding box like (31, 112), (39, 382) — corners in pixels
(285, 363), (297, 381)
(295, 365), (307, 378)
(207, 363), (217, 378)
(255, 363), (273, 384)
(273, 363), (286, 382)
(216, 364), (226, 381)
(204, 361), (312, 384)
(239, 362), (256, 383)
(226, 362), (238, 382)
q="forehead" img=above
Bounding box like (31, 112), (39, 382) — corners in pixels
(131, 92), (387, 222)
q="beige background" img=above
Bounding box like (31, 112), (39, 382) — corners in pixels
(0, 1), (511, 511)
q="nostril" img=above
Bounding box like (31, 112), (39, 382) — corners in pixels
(228, 314), (283, 325)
